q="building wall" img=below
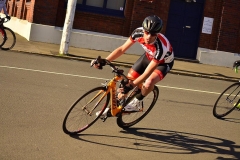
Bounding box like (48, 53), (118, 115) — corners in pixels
(219, 0), (240, 53)
(199, 0), (240, 54)
(54, 0), (171, 37)
(32, 0), (59, 26)
(5, 0), (35, 22)
(4, 0), (240, 56)
(55, 0), (132, 37)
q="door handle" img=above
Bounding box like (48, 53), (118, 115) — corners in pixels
(185, 26), (191, 28)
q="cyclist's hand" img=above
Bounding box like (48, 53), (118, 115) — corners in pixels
(90, 58), (106, 70)
(90, 60), (99, 69)
(121, 84), (134, 94)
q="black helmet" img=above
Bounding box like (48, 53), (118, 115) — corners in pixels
(142, 15), (163, 34)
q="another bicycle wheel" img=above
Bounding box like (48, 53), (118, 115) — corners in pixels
(117, 86), (159, 129)
(0, 27), (6, 47)
(1, 27), (16, 50)
(213, 82), (240, 119)
(63, 87), (110, 135)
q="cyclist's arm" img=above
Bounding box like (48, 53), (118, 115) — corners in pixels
(106, 37), (135, 62)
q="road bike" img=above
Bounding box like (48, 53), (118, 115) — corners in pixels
(62, 56), (159, 135)
(213, 70), (240, 119)
(0, 16), (16, 50)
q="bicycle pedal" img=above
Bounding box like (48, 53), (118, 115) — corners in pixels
(100, 112), (112, 122)
(100, 116), (108, 122)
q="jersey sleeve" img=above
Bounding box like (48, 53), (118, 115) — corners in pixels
(130, 28), (144, 42)
(153, 38), (164, 62)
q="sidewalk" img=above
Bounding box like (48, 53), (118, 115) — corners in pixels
(9, 33), (240, 82)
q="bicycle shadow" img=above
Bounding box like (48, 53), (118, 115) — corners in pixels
(70, 128), (240, 159)
(216, 117), (240, 124)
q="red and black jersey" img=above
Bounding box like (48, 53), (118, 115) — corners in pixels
(130, 27), (174, 64)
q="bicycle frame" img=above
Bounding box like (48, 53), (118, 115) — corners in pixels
(226, 87), (240, 102)
(106, 75), (124, 116)
(84, 73), (143, 117)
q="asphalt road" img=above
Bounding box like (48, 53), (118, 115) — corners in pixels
(0, 51), (240, 160)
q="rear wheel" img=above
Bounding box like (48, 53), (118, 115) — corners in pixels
(0, 28), (6, 47)
(1, 27), (16, 50)
(62, 87), (110, 135)
(213, 82), (240, 119)
(117, 86), (159, 129)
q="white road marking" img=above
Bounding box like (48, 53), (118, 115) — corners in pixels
(0, 65), (221, 95)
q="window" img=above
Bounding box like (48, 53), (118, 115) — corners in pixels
(65, 0), (126, 17)
(86, 0), (104, 7)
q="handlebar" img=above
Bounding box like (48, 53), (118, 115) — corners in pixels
(91, 56), (129, 84)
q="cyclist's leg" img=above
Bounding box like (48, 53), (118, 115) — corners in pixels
(116, 54), (146, 99)
(143, 59), (174, 93)
(128, 55), (174, 97)
(141, 62), (172, 96)
(127, 53), (149, 80)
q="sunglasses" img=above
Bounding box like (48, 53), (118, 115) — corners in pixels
(144, 31), (157, 36)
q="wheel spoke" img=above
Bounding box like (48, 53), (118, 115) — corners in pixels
(117, 86), (159, 128)
(62, 87), (109, 134)
(213, 82), (240, 118)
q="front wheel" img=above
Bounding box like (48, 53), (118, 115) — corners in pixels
(213, 82), (240, 119)
(117, 86), (159, 129)
(62, 87), (110, 135)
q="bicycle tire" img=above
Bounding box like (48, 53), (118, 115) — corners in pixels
(1, 27), (16, 50)
(0, 27), (6, 47)
(62, 87), (110, 135)
(117, 85), (159, 129)
(213, 82), (240, 119)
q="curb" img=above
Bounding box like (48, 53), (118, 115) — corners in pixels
(11, 49), (239, 83)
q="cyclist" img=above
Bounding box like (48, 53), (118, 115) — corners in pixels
(92, 15), (174, 116)
(233, 60), (240, 73)
(0, 0), (11, 20)
(232, 60), (240, 109)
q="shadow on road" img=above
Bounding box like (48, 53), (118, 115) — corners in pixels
(216, 117), (240, 124)
(70, 128), (240, 159)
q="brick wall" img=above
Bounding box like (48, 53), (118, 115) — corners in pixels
(129, 0), (156, 33)
(33, 0), (59, 25)
(199, 0), (240, 53)
(5, 0), (240, 54)
(198, 0), (219, 50)
(218, 0), (240, 53)
(55, 0), (138, 37)
(5, 0), (34, 22)
(55, 0), (170, 37)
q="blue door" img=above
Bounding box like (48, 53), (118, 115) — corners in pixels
(165, 0), (205, 59)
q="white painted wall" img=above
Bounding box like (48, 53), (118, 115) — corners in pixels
(197, 48), (240, 67)
(3, 16), (143, 55)
(3, 17), (32, 40)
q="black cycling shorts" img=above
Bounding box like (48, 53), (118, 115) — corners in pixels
(129, 53), (174, 80)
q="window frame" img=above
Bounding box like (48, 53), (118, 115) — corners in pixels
(65, 0), (126, 17)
